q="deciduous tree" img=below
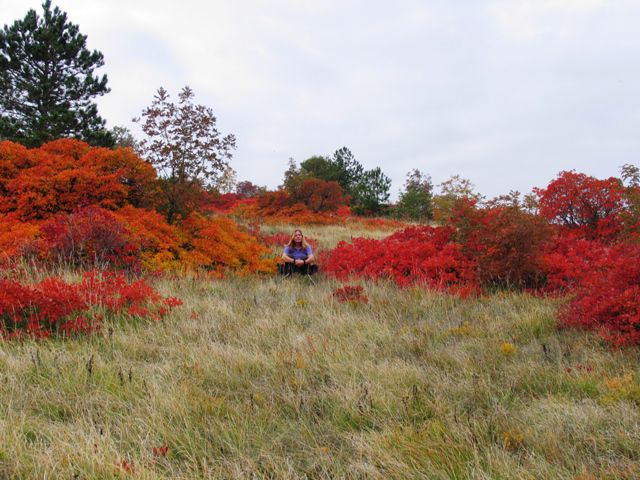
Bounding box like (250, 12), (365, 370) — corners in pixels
(396, 169), (433, 222)
(135, 86), (236, 223)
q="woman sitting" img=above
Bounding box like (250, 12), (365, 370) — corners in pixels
(280, 229), (318, 275)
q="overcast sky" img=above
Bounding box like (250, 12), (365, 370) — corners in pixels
(2, 0), (639, 199)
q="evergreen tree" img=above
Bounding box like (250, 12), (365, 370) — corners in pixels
(352, 167), (391, 215)
(330, 146), (364, 196)
(0, 1), (113, 147)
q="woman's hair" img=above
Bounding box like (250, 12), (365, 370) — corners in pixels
(286, 229), (309, 249)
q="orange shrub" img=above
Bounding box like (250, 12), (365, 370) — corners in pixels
(113, 206), (186, 272)
(0, 214), (41, 263)
(0, 139), (157, 220)
(180, 213), (276, 275)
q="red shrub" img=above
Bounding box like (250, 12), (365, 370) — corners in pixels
(323, 226), (478, 296)
(538, 232), (610, 294)
(559, 243), (640, 345)
(450, 202), (553, 289)
(0, 141), (35, 198)
(0, 140), (157, 220)
(0, 271), (182, 340)
(535, 171), (626, 240)
(255, 190), (292, 217)
(232, 190), (348, 225)
(0, 214), (41, 263)
(201, 192), (244, 213)
(293, 178), (349, 212)
(179, 213), (276, 275)
(332, 285), (368, 303)
(40, 206), (140, 270)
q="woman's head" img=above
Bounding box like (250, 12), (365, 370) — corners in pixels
(287, 229), (308, 248)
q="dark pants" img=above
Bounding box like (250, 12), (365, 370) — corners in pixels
(279, 262), (318, 276)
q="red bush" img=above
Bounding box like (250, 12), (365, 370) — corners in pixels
(293, 178), (349, 212)
(179, 213), (276, 275)
(450, 202), (553, 289)
(232, 190), (348, 225)
(332, 285), (368, 303)
(535, 171), (626, 240)
(323, 226), (478, 296)
(0, 214), (41, 263)
(0, 271), (182, 340)
(201, 192), (244, 214)
(559, 243), (640, 345)
(538, 232), (610, 294)
(41, 206), (140, 270)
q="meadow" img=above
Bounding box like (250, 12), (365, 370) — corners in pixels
(1, 224), (639, 479)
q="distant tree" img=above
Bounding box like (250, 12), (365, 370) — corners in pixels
(110, 125), (139, 150)
(522, 191), (540, 215)
(281, 147), (383, 214)
(352, 167), (391, 215)
(396, 169), (433, 222)
(620, 163), (640, 188)
(300, 156), (340, 182)
(484, 190), (521, 209)
(236, 180), (265, 198)
(330, 147), (365, 196)
(216, 164), (237, 194)
(0, 1), (113, 147)
(135, 86), (236, 223)
(433, 175), (483, 222)
(293, 178), (348, 212)
(281, 158), (306, 196)
(289, 147), (365, 197)
(619, 164), (640, 236)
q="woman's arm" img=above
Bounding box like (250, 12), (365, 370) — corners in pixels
(304, 247), (315, 265)
(282, 247), (295, 263)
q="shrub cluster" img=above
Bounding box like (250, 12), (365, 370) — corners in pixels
(323, 226), (479, 297)
(324, 171), (640, 344)
(0, 271), (181, 340)
(558, 243), (640, 346)
(0, 140), (275, 275)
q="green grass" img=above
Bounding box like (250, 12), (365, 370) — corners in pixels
(1, 225), (639, 479)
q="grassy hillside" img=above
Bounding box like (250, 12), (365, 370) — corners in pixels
(1, 225), (639, 479)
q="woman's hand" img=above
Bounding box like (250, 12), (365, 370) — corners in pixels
(294, 259), (305, 267)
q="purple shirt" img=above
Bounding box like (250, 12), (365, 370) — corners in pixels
(284, 245), (312, 260)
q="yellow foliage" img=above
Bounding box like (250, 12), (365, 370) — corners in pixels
(500, 342), (517, 355)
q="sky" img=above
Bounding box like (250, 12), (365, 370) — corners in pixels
(2, 0), (639, 199)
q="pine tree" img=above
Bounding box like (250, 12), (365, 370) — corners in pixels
(0, 1), (113, 147)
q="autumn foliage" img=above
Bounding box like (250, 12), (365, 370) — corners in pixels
(332, 285), (368, 304)
(558, 243), (640, 346)
(323, 226), (479, 296)
(2, 138), (639, 345)
(535, 170), (627, 240)
(449, 201), (552, 289)
(323, 170), (640, 344)
(0, 140), (274, 275)
(0, 139), (157, 220)
(0, 271), (181, 340)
